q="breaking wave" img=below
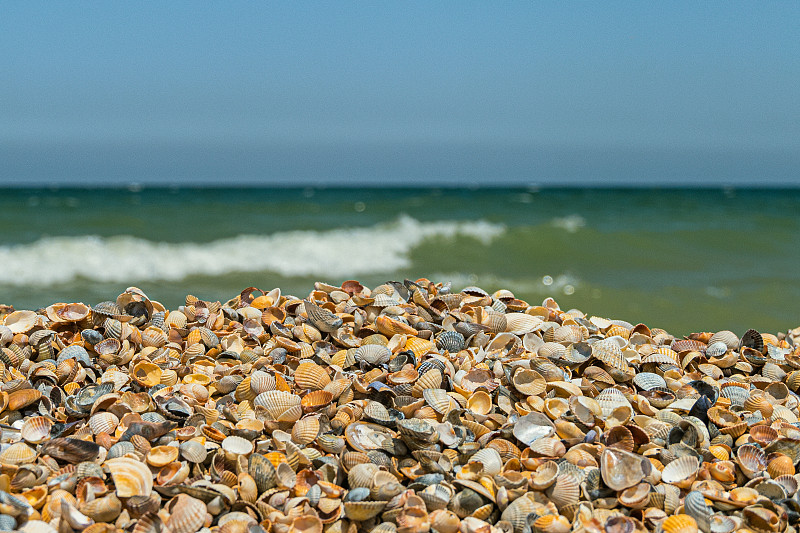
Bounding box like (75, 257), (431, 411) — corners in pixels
(0, 215), (505, 286)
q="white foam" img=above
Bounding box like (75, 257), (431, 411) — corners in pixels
(551, 215), (586, 233)
(0, 215), (505, 286)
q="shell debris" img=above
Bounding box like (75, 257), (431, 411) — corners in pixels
(0, 281), (798, 533)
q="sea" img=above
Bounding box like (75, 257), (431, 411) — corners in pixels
(1, 186), (798, 337)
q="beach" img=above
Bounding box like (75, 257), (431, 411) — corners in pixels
(0, 281), (799, 532)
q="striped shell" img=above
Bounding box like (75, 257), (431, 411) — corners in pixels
(106, 458), (153, 498)
(661, 514), (699, 533)
(165, 494), (207, 533)
(294, 362), (331, 390)
(592, 339), (627, 370)
(254, 390), (302, 421)
(661, 455), (699, 488)
(21, 416), (52, 444)
(354, 344), (391, 366)
(0, 442), (37, 465)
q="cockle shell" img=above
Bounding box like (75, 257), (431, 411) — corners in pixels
(600, 447), (652, 491)
(106, 457), (153, 497)
(21, 416), (52, 444)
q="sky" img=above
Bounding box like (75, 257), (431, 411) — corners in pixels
(2, 2), (799, 186)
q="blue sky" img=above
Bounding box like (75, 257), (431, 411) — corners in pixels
(2, 3), (799, 185)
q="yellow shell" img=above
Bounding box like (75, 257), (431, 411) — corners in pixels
(291, 416), (321, 445)
(295, 362), (331, 391)
(131, 360), (162, 387)
(146, 445), (180, 468)
(8, 388), (42, 411)
(661, 514), (699, 533)
(0, 442), (37, 465)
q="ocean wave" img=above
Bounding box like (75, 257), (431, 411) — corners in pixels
(0, 215), (505, 286)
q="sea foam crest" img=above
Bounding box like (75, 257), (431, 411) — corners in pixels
(0, 215), (505, 286)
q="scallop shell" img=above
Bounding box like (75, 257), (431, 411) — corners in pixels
(89, 412), (120, 435)
(291, 416), (321, 445)
(254, 390), (302, 421)
(632, 372), (666, 391)
(469, 448), (502, 476)
(546, 473), (580, 510)
(500, 494), (538, 533)
(179, 440), (208, 464)
(592, 338), (627, 370)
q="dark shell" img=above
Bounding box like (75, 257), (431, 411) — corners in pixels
(40, 438), (100, 463)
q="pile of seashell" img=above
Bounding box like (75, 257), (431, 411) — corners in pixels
(0, 281), (799, 533)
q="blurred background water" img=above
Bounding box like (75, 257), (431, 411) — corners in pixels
(1, 186), (797, 336)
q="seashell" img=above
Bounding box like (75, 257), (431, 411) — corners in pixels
(89, 411), (120, 435)
(21, 415), (52, 444)
(600, 447), (652, 491)
(300, 390), (334, 413)
(466, 390), (492, 415)
(500, 494), (538, 533)
(295, 362), (331, 390)
(179, 440), (208, 464)
(736, 444), (767, 479)
(511, 368), (546, 396)
(422, 388), (455, 415)
(469, 448), (502, 476)
(248, 453), (277, 492)
(165, 494), (207, 533)
(661, 514), (699, 533)
(661, 455), (699, 489)
(0, 442), (37, 465)
(8, 388), (42, 411)
(254, 390), (302, 421)
(633, 372), (666, 391)
(354, 344), (391, 366)
(592, 338), (627, 370)
(106, 457), (153, 497)
(530, 460), (559, 490)
(546, 473), (580, 509)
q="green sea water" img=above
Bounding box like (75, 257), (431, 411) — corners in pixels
(1, 186), (798, 336)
